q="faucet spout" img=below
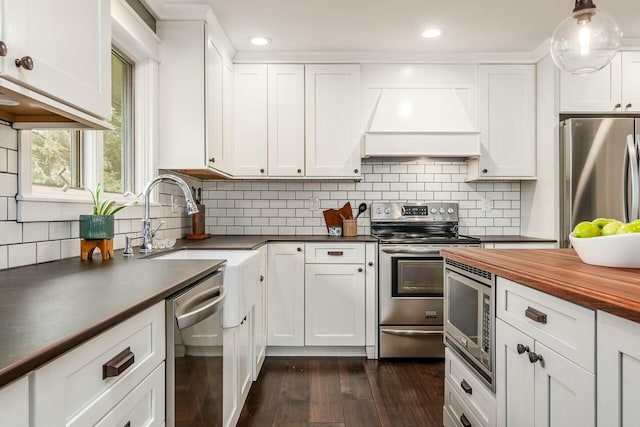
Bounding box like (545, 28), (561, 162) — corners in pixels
(140, 174), (199, 253)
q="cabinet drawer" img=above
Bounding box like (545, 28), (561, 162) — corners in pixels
(445, 348), (495, 427)
(445, 378), (485, 427)
(34, 302), (165, 426)
(496, 277), (595, 372)
(95, 362), (165, 427)
(305, 243), (365, 264)
(0, 376), (29, 427)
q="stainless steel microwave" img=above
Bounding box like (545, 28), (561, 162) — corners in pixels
(444, 259), (496, 392)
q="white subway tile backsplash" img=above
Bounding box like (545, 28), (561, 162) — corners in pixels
(8, 243), (37, 268)
(0, 173), (17, 197)
(0, 245), (5, 269)
(49, 222), (71, 240)
(37, 241), (61, 263)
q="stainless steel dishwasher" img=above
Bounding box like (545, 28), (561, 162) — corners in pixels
(166, 270), (226, 427)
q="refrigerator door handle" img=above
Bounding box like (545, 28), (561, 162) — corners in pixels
(625, 135), (639, 222)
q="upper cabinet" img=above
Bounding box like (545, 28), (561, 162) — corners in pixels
(0, 0), (111, 127)
(467, 65), (536, 180)
(305, 64), (361, 178)
(561, 52), (640, 113)
(233, 63), (361, 179)
(158, 20), (233, 177)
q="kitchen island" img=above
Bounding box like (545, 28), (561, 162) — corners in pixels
(441, 248), (640, 427)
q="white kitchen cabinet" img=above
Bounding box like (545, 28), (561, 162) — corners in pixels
(496, 319), (595, 427)
(33, 302), (165, 426)
(158, 20), (233, 176)
(0, 376), (29, 427)
(560, 53), (640, 113)
(222, 315), (252, 427)
(365, 243), (376, 358)
(305, 263), (366, 346)
(305, 64), (362, 178)
(267, 243), (305, 346)
(1, 0), (111, 119)
(234, 64), (268, 177)
(597, 310), (640, 426)
(268, 64), (305, 177)
(252, 245), (268, 380)
(467, 65), (536, 180)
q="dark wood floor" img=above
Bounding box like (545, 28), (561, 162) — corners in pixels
(237, 357), (445, 427)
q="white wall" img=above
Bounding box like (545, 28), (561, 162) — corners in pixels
(202, 158), (521, 236)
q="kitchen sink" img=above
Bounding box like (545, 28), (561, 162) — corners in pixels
(152, 249), (261, 328)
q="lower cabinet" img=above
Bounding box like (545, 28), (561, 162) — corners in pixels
(32, 302), (166, 426)
(267, 242), (305, 346)
(597, 310), (640, 426)
(223, 315), (253, 427)
(496, 318), (595, 427)
(252, 245), (268, 379)
(0, 376), (29, 427)
(305, 263), (365, 346)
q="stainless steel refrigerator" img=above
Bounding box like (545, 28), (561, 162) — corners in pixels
(559, 118), (640, 247)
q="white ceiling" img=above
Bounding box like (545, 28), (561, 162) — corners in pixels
(206, 0), (640, 54)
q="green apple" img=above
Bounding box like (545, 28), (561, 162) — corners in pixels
(592, 218), (614, 229)
(617, 222), (640, 234)
(602, 220), (624, 236)
(573, 221), (601, 238)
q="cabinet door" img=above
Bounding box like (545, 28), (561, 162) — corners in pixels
(365, 243), (376, 354)
(206, 38), (224, 170)
(222, 60), (234, 172)
(305, 263), (365, 346)
(533, 342), (595, 427)
(597, 311), (640, 426)
(305, 64), (361, 178)
(621, 52), (640, 113)
(223, 327), (238, 427)
(268, 64), (305, 177)
(267, 243), (305, 346)
(478, 65), (536, 178)
(238, 316), (252, 403)
(4, 0), (111, 118)
(234, 64), (268, 177)
(252, 245), (267, 380)
(560, 54), (622, 112)
(0, 377), (29, 427)
(496, 319), (535, 427)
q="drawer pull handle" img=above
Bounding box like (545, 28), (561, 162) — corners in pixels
(460, 413), (472, 427)
(525, 306), (547, 324)
(327, 251), (344, 256)
(103, 347), (135, 379)
(260, 274), (264, 282)
(517, 344), (530, 354)
(529, 351), (543, 364)
(460, 379), (473, 395)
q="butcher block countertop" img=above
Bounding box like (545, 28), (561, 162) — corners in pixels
(441, 248), (640, 323)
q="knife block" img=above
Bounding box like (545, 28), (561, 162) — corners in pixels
(186, 204), (209, 240)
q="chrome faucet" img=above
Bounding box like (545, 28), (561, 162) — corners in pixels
(140, 174), (199, 253)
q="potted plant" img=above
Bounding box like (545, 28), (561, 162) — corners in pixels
(79, 183), (136, 240)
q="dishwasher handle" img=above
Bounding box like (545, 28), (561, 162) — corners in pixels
(175, 281), (226, 330)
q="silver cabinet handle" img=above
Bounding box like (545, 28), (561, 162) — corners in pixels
(381, 328), (443, 337)
(175, 285), (226, 330)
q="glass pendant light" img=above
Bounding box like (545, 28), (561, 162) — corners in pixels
(550, 0), (622, 75)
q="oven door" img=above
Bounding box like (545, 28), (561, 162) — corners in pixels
(444, 269), (493, 385)
(379, 245), (444, 325)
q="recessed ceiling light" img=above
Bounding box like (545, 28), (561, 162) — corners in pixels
(249, 36), (271, 46)
(421, 28), (443, 39)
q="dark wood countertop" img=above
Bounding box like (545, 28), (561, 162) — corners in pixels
(441, 248), (640, 323)
(0, 254), (225, 388)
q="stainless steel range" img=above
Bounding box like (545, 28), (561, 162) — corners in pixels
(371, 201), (481, 358)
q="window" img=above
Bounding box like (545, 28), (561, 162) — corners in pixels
(31, 50), (135, 194)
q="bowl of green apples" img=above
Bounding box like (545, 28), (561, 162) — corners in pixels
(569, 218), (640, 268)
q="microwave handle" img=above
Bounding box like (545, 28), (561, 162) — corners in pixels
(381, 246), (442, 255)
(381, 328), (443, 337)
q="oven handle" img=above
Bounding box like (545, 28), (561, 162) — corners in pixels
(381, 328), (444, 337)
(381, 246), (443, 255)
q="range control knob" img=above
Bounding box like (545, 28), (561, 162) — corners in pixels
(376, 207), (383, 214)
(430, 207), (438, 214)
(384, 208), (391, 214)
(439, 207), (446, 214)
(447, 207), (455, 214)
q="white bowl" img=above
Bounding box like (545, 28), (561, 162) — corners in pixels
(569, 232), (640, 268)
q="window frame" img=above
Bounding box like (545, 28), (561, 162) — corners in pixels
(16, 0), (161, 222)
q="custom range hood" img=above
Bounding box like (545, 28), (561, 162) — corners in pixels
(362, 87), (480, 158)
